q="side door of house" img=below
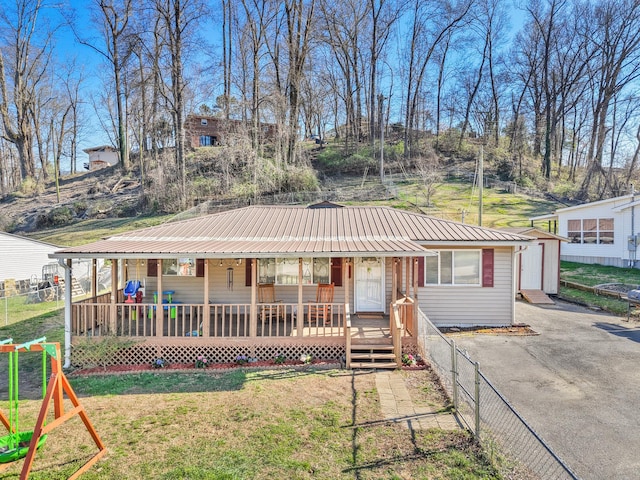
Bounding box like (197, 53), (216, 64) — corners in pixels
(520, 243), (544, 290)
(354, 257), (385, 312)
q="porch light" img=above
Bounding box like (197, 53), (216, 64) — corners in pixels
(235, 258), (242, 266)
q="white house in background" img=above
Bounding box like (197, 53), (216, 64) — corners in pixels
(0, 232), (60, 282)
(83, 145), (119, 170)
(531, 193), (640, 268)
(502, 227), (566, 295)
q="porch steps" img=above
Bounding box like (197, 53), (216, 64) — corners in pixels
(349, 340), (398, 369)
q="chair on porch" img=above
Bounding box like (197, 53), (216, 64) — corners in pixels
(258, 283), (284, 322)
(308, 283), (334, 325)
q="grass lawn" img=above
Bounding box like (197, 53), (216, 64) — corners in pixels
(0, 312), (499, 479)
(25, 215), (173, 247)
(560, 261), (640, 316)
(391, 180), (558, 229)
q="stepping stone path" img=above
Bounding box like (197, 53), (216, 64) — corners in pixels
(375, 370), (459, 431)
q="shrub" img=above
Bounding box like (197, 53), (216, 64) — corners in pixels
(37, 206), (74, 228)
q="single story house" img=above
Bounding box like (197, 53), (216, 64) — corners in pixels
(502, 227), (566, 295)
(50, 203), (532, 369)
(0, 232), (60, 285)
(83, 145), (119, 170)
(532, 193), (640, 268)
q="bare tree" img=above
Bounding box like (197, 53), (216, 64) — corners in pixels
(89, 0), (134, 172)
(580, 0), (640, 197)
(403, 0), (472, 159)
(154, 0), (207, 207)
(0, 0), (55, 183)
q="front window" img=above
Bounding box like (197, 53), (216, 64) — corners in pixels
(425, 250), (481, 286)
(567, 218), (614, 244)
(162, 258), (195, 276)
(258, 258), (330, 285)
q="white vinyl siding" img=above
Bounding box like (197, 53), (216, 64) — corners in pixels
(558, 199), (627, 263)
(0, 233), (59, 282)
(419, 248), (514, 326)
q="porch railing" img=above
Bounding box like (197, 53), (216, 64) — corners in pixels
(394, 296), (415, 336)
(72, 300), (346, 338)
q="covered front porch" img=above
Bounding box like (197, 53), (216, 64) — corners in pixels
(67, 256), (420, 368)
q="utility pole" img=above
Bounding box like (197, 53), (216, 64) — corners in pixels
(479, 145), (483, 226)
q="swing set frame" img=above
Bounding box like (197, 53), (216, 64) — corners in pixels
(0, 340), (106, 479)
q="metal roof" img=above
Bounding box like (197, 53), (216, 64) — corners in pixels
(51, 205), (533, 259)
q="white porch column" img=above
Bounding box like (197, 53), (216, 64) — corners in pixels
(59, 258), (72, 369)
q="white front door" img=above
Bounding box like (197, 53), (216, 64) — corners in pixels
(355, 257), (385, 312)
(521, 243), (543, 290)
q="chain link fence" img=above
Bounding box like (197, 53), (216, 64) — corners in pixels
(417, 308), (579, 479)
(0, 286), (63, 326)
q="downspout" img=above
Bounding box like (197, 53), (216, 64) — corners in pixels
(57, 258), (72, 369)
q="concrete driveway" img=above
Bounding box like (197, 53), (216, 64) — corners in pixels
(451, 300), (640, 480)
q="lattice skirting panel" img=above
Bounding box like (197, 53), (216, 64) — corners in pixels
(402, 337), (419, 357)
(71, 337), (347, 368)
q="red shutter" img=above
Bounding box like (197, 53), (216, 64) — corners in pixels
(245, 259), (252, 286)
(330, 258), (343, 287)
(147, 259), (158, 277)
(418, 257), (425, 287)
(482, 249), (494, 287)
(196, 259), (205, 277)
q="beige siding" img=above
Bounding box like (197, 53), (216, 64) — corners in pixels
(130, 259), (348, 305)
(419, 247), (514, 327)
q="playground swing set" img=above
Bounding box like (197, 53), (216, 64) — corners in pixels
(0, 338), (106, 479)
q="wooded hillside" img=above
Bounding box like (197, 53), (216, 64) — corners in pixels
(1, 0), (640, 215)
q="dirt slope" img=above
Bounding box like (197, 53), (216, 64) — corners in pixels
(0, 167), (140, 233)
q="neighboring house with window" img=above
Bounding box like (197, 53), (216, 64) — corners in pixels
(50, 203), (532, 368)
(185, 115), (277, 148)
(531, 193), (640, 268)
(83, 146), (119, 170)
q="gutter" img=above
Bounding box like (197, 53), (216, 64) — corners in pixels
(57, 258), (72, 369)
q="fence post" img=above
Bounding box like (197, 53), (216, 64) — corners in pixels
(451, 339), (458, 411)
(474, 361), (481, 440)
